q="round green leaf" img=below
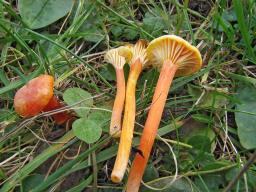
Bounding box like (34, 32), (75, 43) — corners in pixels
(72, 118), (102, 144)
(18, 0), (73, 29)
(235, 85), (256, 149)
(88, 107), (111, 132)
(63, 88), (93, 118)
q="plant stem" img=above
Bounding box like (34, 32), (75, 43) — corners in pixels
(126, 60), (178, 192)
(224, 151), (256, 192)
(111, 58), (142, 183)
(110, 68), (125, 137)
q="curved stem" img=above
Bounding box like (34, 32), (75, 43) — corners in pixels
(110, 68), (126, 137)
(126, 60), (178, 192)
(111, 59), (142, 183)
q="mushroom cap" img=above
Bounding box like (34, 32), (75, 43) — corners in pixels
(105, 48), (127, 69)
(117, 45), (133, 62)
(146, 35), (202, 76)
(14, 74), (54, 117)
(129, 40), (148, 66)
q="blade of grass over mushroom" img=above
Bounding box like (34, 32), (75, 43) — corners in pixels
(111, 40), (148, 183)
(0, 130), (76, 192)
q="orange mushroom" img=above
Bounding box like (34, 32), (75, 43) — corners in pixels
(126, 35), (202, 192)
(111, 40), (148, 183)
(14, 74), (72, 124)
(105, 48), (129, 137)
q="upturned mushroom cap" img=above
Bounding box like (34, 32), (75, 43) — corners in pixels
(130, 40), (148, 66)
(146, 35), (202, 76)
(118, 40), (148, 67)
(14, 75), (54, 117)
(105, 48), (127, 69)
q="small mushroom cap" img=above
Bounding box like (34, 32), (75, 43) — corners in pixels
(105, 48), (127, 69)
(129, 40), (148, 66)
(146, 35), (202, 76)
(14, 75), (54, 117)
(117, 45), (133, 62)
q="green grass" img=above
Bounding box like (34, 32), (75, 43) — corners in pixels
(1, 0), (256, 191)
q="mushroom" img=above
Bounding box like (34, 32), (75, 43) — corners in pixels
(111, 40), (148, 183)
(105, 48), (129, 137)
(126, 35), (202, 192)
(14, 74), (72, 124)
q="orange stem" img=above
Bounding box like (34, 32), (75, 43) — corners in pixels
(111, 58), (142, 183)
(126, 60), (178, 192)
(110, 68), (126, 137)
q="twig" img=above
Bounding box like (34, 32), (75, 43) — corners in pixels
(223, 151), (256, 192)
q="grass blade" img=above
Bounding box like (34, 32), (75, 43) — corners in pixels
(0, 130), (76, 192)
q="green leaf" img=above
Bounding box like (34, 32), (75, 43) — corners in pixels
(123, 28), (139, 40)
(142, 12), (165, 37)
(180, 118), (215, 152)
(88, 107), (111, 132)
(188, 135), (211, 153)
(194, 174), (224, 192)
(99, 64), (116, 81)
(141, 177), (195, 192)
(79, 10), (104, 43)
(81, 28), (104, 43)
(225, 167), (256, 191)
(63, 88), (93, 118)
(143, 163), (159, 182)
(235, 85), (256, 149)
(188, 85), (229, 108)
(110, 25), (123, 38)
(72, 118), (102, 144)
(18, 0), (74, 29)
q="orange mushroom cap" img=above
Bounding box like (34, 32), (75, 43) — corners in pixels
(146, 35), (202, 76)
(14, 75), (54, 117)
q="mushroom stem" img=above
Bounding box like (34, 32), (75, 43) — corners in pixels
(111, 58), (143, 183)
(126, 60), (178, 192)
(110, 68), (126, 137)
